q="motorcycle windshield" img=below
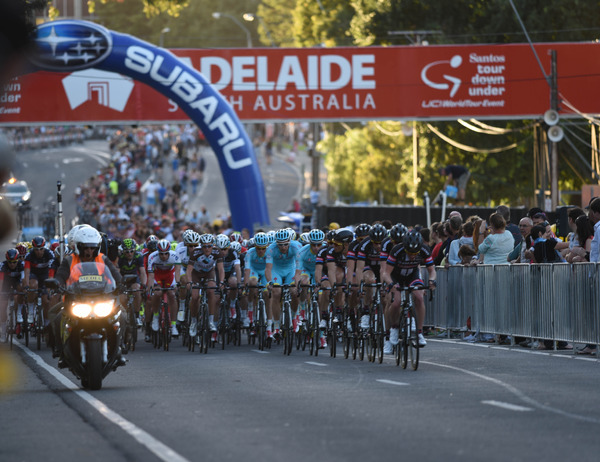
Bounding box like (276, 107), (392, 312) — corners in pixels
(66, 262), (117, 295)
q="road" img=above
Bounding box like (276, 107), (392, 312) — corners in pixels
(2, 336), (600, 462)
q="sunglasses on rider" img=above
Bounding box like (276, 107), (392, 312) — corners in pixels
(159, 251), (170, 255)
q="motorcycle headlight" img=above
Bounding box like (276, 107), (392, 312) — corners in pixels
(93, 301), (114, 318)
(72, 303), (93, 318)
(71, 301), (115, 318)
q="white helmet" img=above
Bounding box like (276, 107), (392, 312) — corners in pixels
(286, 228), (297, 241)
(67, 224), (93, 250)
(216, 234), (230, 250)
(183, 230), (201, 246)
(230, 241), (242, 253)
(73, 226), (102, 256)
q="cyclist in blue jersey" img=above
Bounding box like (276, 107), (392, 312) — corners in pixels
(244, 232), (270, 330)
(265, 229), (301, 338)
(294, 229), (325, 330)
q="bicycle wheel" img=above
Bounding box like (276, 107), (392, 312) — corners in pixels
(201, 303), (210, 354)
(342, 311), (350, 359)
(400, 309), (409, 369)
(8, 304), (14, 351)
(219, 303), (226, 350)
(36, 307), (43, 351)
(283, 303), (293, 356)
(408, 306), (420, 370)
(375, 308), (384, 364)
(130, 309), (137, 352)
(257, 299), (266, 351)
(329, 318), (336, 358)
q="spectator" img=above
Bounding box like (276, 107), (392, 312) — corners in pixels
(508, 216), (533, 263)
(565, 215), (593, 263)
(497, 205), (521, 247)
(475, 213), (514, 264)
(526, 224), (562, 263)
(458, 244), (477, 265)
(439, 165), (470, 205)
(448, 221), (475, 266)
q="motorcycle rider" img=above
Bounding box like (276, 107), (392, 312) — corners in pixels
(50, 225), (125, 368)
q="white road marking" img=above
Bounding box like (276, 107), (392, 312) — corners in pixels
(252, 349), (270, 354)
(376, 379), (409, 386)
(305, 361), (327, 367)
(422, 359), (600, 424)
(14, 341), (190, 462)
(482, 400), (533, 412)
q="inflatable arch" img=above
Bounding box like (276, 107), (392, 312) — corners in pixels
(30, 20), (269, 231)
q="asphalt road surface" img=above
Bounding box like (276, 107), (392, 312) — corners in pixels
(2, 334), (600, 462)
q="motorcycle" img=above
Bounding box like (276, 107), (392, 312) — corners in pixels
(46, 263), (134, 390)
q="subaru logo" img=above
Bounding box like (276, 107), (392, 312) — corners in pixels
(31, 20), (112, 71)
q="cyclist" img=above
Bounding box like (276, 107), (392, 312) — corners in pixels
(176, 229), (201, 323)
(313, 229), (337, 349)
(217, 235), (242, 322)
(294, 229), (325, 332)
(117, 238), (147, 330)
(186, 233), (223, 342)
(265, 229), (301, 339)
(147, 239), (181, 337)
(352, 223), (386, 331)
(326, 228), (354, 321)
(23, 236), (57, 325)
(0, 248), (24, 342)
(382, 230), (436, 348)
(244, 232), (269, 331)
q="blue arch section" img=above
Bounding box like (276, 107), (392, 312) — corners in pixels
(30, 20), (269, 231)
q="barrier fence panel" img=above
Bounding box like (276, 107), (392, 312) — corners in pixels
(430, 263), (600, 346)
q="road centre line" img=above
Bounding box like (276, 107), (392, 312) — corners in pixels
(376, 379), (409, 386)
(15, 341), (190, 462)
(305, 361), (327, 367)
(482, 400), (533, 412)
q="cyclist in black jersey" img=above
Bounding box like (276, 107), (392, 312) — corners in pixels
(0, 249), (24, 341)
(382, 230), (436, 348)
(117, 238), (147, 326)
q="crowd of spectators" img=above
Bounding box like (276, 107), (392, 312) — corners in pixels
(73, 124), (234, 243)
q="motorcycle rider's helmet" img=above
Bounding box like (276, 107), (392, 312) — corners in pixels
(67, 224), (93, 250)
(73, 226), (102, 257)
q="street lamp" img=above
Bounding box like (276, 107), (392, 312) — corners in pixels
(212, 12), (253, 48)
(243, 13), (275, 47)
(159, 27), (170, 48)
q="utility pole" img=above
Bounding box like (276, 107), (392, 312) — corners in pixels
(549, 50), (559, 211)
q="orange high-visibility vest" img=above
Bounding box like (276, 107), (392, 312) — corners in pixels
(67, 254), (105, 286)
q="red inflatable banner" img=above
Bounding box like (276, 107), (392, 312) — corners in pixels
(1, 42), (599, 125)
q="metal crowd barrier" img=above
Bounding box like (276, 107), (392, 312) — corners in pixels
(423, 263), (600, 346)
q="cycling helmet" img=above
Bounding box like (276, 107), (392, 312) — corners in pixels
(329, 222), (340, 230)
(275, 229), (290, 243)
(200, 233), (215, 246)
(32, 236), (46, 248)
(230, 232), (243, 243)
(216, 234), (231, 250)
(5, 248), (19, 262)
(183, 230), (201, 246)
(390, 223), (408, 244)
(266, 230), (276, 244)
(146, 239), (158, 252)
(354, 223), (371, 239)
(242, 239), (251, 248)
(122, 238), (136, 251)
(182, 229), (195, 244)
(16, 243), (27, 257)
(403, 230), (423, 253)
(254, 232), (269, 248)
(146, 234), (158, 245)
(50, 242), (60, 252)
(326, 229), (336, 243)
(157, 239), (171, 253)
(334, 228), (354, 244)
(299, 232), (311, 244)
(286, 228), (297, 241)
(369, 224), (387, 243)
(73, 226), (102, 256)
(230, 241), (242, 253)
(309, 228), (325, 244)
